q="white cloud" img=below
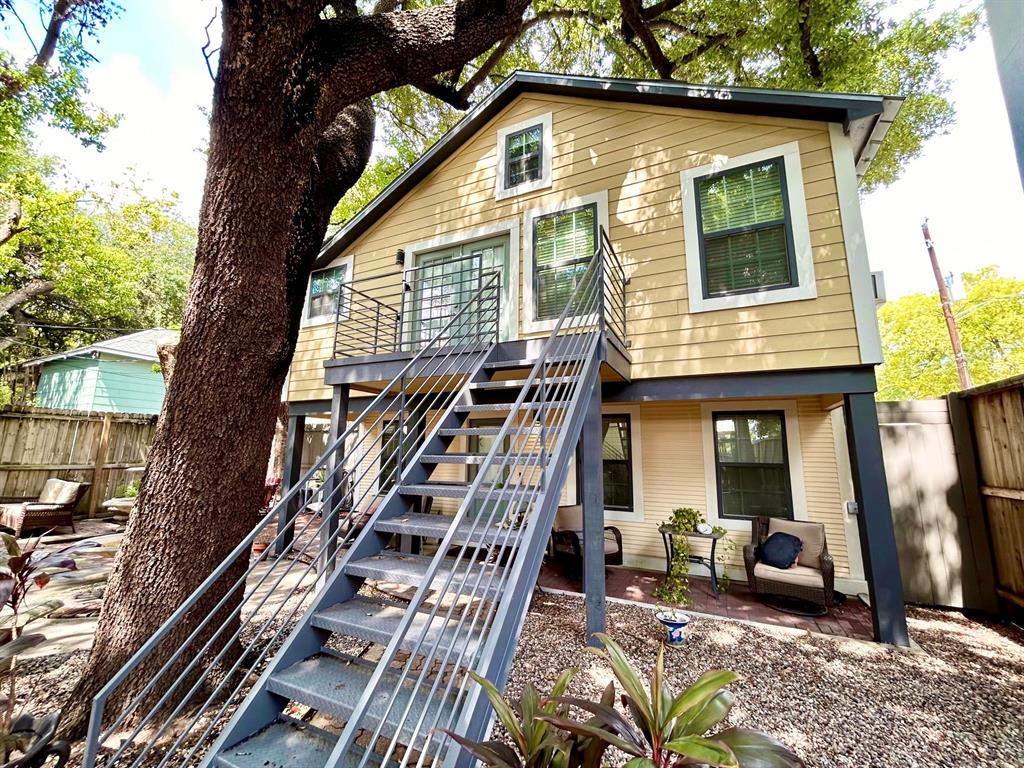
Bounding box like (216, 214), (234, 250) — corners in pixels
(35, 52), (212, 222)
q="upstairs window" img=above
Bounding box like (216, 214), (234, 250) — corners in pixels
(308, 264), (349, 320)
(505, 125), (543, 188)
(713, 411), (792, 520)
(533, 203), (596, 320)
(495, 113), (552, 199)
(695, 157), (796, 299)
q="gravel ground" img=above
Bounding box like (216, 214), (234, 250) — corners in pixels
(13, 591), (1024, 767)
(507, 592), (1024, 768)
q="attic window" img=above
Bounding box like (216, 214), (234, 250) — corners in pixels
(505, 125), (543, 188)
(495, 112), (553, 199)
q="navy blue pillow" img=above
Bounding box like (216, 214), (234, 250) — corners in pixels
(761, 531), (802, 569)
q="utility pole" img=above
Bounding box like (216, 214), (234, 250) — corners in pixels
(921, 219), (972, 390)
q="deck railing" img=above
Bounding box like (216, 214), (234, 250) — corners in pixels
(332, 227), (628, 359)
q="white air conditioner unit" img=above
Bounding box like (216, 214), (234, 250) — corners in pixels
(871, 271), (886, 305)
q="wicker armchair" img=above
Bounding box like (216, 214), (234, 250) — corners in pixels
(743, 516), (834, 608)
(549, 504), (623, 577)
(0, 479), (91, 538)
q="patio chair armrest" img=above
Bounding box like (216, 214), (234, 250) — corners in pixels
(604, 526), (622, 547)
(820, 551), (835, 604)
(0, 496), (35, 504)
(23, 503), (71, 513)
(742, 544), (758, 585)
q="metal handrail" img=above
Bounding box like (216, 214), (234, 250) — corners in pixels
(324, 239), (611, 768)
(84, 273), (502, 768)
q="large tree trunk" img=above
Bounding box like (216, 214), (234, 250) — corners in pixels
(58, 7), (373, 739)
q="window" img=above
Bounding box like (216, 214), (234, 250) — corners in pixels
(712, 411), (792, 520)
(602, 415), (633, 512)
(533, 203), (596, 320)
(379, 414), (424, 493)
(695, 157), (796, 298)
(505, 125), (543, 189)
(308, 264), (348, 320)
(495, 113), (552, 199)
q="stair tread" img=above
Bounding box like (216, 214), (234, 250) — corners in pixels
(483, 357), (581, 370)
(376, 512), (515, 544)
(215, 721), (368, 768)
(268, 654), (453, 743)
(470, 376), (575, 390)
(438, 425), (543, 437)
(420, 453), (531, 465)
(455, 401), (570, 413)
(345, 552), (506, 595)
(312, 597), (482, 656)
(399, 482), (536, 500)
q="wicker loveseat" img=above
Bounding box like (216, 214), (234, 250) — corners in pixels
(743, 516), (834, 609)
(0, 479), (90, 538)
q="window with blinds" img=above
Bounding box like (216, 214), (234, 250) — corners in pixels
(713, 411), (793, 520)
(308, 264), (348, 319)
(532, 203), (596, 320)
(505, 124), (543, 188)
(695, 158), (796, 298)
(602, 414), (634, 512)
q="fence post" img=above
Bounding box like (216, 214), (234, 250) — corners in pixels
(89, 412), (114, 517)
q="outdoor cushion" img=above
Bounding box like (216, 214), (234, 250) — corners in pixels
(37, 479), (81, 505)
(768, 518), (825, 568)
(0, 504), (25, 530)
(760, 532), (802, 569)
(554, 504), (583, 531)
(753, 561), (824, 589)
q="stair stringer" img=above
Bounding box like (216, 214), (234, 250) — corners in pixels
(444, 333), (604, 767)
(202, 343), (499, 765)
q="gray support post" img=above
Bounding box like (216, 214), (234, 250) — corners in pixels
(276, 413), (305, 556)
(578, 375), (605, 646)
(843, 392), (910, 646)
(320, 384), (350, 572)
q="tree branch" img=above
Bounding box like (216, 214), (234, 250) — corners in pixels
(797, 0), (824, 85)
(296, 0), (534, 135)
(0, 279), (56, 317)
(0, 199), (25, 248)
(620, 0), (676, 79)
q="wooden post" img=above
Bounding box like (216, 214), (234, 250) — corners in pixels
(88, 412), (113, 517)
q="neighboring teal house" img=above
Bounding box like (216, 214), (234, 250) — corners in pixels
(24, 329), (178, 415)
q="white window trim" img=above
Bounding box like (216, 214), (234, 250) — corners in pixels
(829, 123), (883, 364)
(522, 190), (609, 335)
(302, 254), (354, 327)
(495, 112), (553, 200)
(402, 219), (520, 342)
(699, 400), (809, 533)
(602, 403), (644, 523)
(681, 142), (816, 313)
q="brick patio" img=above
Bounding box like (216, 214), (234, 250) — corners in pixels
(538, 562), (875, 641)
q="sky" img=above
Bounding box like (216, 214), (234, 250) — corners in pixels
(3, 0), (1022, 300)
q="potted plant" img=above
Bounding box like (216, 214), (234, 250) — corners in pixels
(0, 533), (98, 766)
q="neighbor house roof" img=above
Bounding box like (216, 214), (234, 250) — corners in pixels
(315, 70), (902, 269)
(21, 328), (180, 367)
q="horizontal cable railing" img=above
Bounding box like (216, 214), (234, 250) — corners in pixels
(83, 273), (503, 768)
(324, 240), (609, 768)
(334, 253), (494, 358)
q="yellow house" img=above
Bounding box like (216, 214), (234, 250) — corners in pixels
(281, 72), (907, 649)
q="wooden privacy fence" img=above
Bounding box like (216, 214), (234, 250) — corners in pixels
(0, 407), (157, 516)
(957, 375), (1024, 613)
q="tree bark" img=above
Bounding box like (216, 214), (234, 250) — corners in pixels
(60, 0), (531, 741)
(0, 278), (55, 317)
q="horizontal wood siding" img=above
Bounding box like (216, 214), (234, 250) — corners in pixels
(35, 359), (98, 411)
(91, 360), (166, 415)
(609, 398), (851, 576)
(289, 94), (861, 402)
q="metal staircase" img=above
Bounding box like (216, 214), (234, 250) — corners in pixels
(83, 236), (626, 768)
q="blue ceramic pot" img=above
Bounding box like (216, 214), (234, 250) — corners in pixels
(655, 610), (691, 647)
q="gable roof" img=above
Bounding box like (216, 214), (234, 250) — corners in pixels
(315, 70), (901, 269)
(21, 328), (180, 367)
